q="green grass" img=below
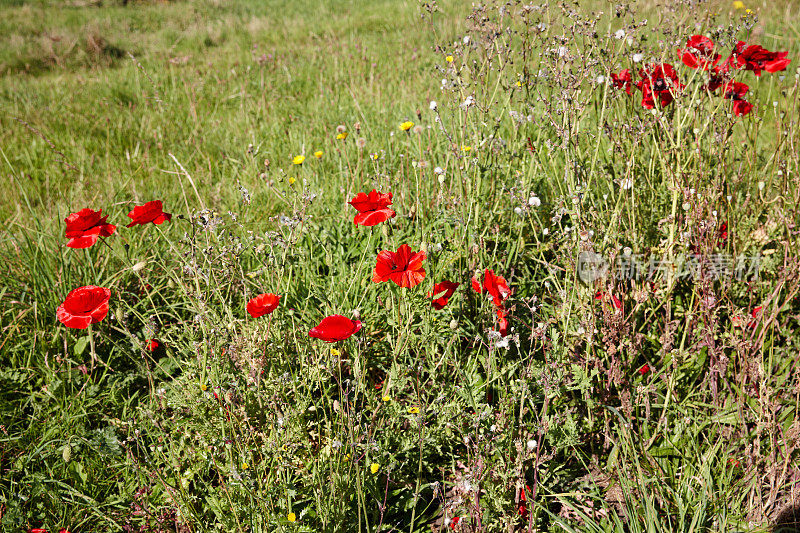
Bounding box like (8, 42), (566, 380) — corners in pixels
(2, 0), (800, 531)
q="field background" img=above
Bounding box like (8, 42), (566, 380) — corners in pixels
(2, 0), (800, 531)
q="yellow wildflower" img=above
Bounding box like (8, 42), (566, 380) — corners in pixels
(336, 132), (348, 140)
(382, 395), (390, 402)
(516, 81), (522, 87)
(446, 55), (454, 63)
(732, 0), (744, 9)
(399, 121), (414, 131)
(288, 177), (296, 185)
(461, 145), (472, 152)
(370, 152), (379, 160)
(241, 462), (249, 470)
(200, 384), (207, 391)
(287, 512), (296, 522)
(331, 348), (341, 357)
(292, 155), (305, 165)
(314, 150), (323, 158)
(745, 8), (752, 13)
(408, 406), (420, 414)
(370, 463), (380, 474)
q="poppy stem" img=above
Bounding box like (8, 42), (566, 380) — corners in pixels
(88, 323), (96, 372)
(87, 323), (113, 372)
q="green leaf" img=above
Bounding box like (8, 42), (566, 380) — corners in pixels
(74, 336), (90, 356)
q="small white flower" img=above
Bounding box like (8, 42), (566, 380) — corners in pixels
(528, 196), (541, 207)
(633, 53), (644, 63)
(620, 177), (633, 190)
(514, 207), (523, 215)
(758, 181), (765, 190)
(429, 100), (438, 111)
(526, 439), (537, 451)
(614, 29), (625, 39)
(463, 35), (470, 44)
(434, 166), (444, 175)
(543, 228), (549, 235)
(596, 75), (605, 83)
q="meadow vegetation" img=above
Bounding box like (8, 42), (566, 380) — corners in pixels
(2, 0), (800, 531)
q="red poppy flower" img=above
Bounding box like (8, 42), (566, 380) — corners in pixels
(496, 306), (510, 336)
(637, 63), (683, 109)
(430, 280), (460, 310)
(745, 305), (764, 329)
(731, 100), (753, 117)
(718, 221), (729, 246)
(449, 516), (460, 529)
(679, 35), (720, 71)
(146, 339), (159, 351)
(348, 190), (396, 226)
(29, 529), (49, 533)
(126, 200), (172, 227)
(56, 285), (111, 329)
(471, 269), (511, 306)
(638, 363), (650, 375)
(309, 314), (363, 342)
(611, 69), (633, 95)
(64, 208), (116, 249)
(594, 290), (622, 310)
(518, 484), (531, 518)
(246, 293), (280, 318)
(721, 81), (754, 116)
(372, 244), (426, 288)
(735, 42), (790, 76)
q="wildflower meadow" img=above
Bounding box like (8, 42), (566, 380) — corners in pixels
(2, 0), (800, 531)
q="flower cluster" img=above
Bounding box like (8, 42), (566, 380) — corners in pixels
(57, 201), (172, 329)
(611, 35), (790, 116)
(303, 187), (513, 342)
(57, 183), (514, 368)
